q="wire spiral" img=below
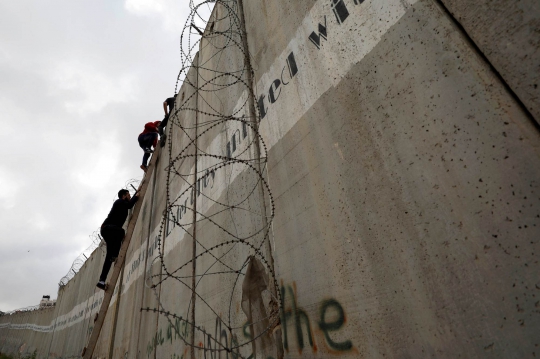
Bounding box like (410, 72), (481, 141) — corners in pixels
(142, 1), (280, 357)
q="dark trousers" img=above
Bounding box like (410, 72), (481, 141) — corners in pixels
(138, 133), (158, 166)
(158, 114), (169, 136)
(99, 225), (125, 282)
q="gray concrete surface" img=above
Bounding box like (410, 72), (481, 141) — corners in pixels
(1, 0), (538, 358)
(438, 0), (540, 124)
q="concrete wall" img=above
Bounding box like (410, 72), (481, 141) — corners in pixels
(1, 0), (539, 358)
(437, 0), (540, 124)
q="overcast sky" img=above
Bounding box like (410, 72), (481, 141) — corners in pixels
(0, 0), (211, 312)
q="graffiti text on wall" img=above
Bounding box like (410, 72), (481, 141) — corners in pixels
(279, 281), (354, 355)
(143, 281), (354, 357)
(257, 0), (367, 120)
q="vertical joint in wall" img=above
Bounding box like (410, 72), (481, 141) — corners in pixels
(432, 0), (540, 130)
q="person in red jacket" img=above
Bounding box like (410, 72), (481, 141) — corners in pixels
(138, 121), (161, 172)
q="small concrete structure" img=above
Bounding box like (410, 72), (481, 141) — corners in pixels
(39, 296), (56, 309)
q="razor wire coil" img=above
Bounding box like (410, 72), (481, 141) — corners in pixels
(143, 1), (280, 357)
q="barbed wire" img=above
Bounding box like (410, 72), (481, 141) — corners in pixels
(57, 229), (104, 287)
(5, 3), (280, 356)
(1, 304), (47, 317)
(143, 1), (280, 357)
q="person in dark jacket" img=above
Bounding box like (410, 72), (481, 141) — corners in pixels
(158, 96), (176, 147)
(96, 189), (139, 290)
(138, 121), (161, 172)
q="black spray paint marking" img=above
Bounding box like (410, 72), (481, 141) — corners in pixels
(331, 0), (350, 24)
(258, 52), (299, 120)
(310, 0), (365, 50)
(279, 283), (353, 353)
(319, 299), (353, 351)
(258, 0), (367, 120)
(308, 16), (328, 49)
(227, 124), (248, 158)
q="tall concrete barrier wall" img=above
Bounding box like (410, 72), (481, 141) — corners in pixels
(436, 0), (540, 124)
(1, 0), (539, 358)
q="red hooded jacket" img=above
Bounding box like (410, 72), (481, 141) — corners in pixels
(140, 121), (160, 147)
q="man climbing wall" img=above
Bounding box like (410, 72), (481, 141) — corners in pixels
(96, 189), (138, 290)
(159, 95), (176, 147)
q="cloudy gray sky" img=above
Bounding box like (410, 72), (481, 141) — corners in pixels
(0, 0), (211, 312)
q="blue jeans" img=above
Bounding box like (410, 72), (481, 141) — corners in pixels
(138, 133), (158, 166)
